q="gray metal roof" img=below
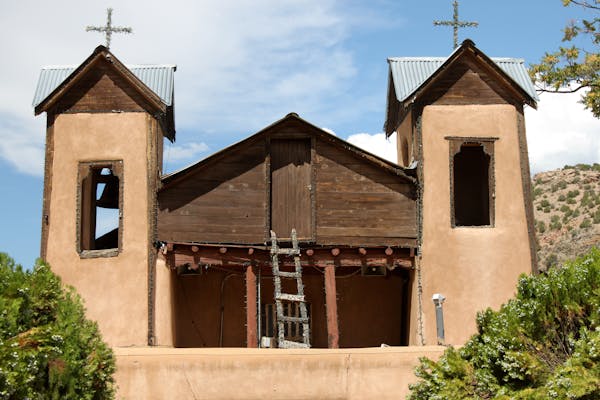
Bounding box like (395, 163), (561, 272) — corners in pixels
(32, 64), (176, 107)
(388, 57), (538, 102)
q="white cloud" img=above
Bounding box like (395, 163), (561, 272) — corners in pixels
(321, 127), (337, 136)
(164, 141), (209, 165)
(0, 0), (366, 176)
(525, 91), (600, 174)
(346, 132), (397, 163)
(0, 113), (45, 176)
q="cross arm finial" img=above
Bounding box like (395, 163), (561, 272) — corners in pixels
(434, 0), (478, 49)
(86, 8), (132, 49)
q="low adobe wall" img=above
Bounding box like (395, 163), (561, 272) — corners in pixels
(114, 346), (444, 399)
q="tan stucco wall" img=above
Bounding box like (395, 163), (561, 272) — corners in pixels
(45, 112), (152, 346)
(396, 111), (413, 168)
(114, 346), (444, 399)
(416, 104), (533, 345)
(154, 256), (175, 346)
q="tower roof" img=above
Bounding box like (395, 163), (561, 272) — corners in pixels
(384, 40), (538, 135)
(33, 45), (176, 140)
(33, 63), (176, 108)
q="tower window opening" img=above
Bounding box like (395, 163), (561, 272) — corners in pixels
(451, 142), (493, 226)
(78, 161), (123, 256)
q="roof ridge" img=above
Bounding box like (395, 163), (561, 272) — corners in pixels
(388, 57), (525, 63)
(40, 64), (176, 70)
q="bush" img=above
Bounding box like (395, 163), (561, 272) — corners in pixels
(0, 253), (115, 399)
(408, 248), (600, 400)
(536, 220), (546, 234)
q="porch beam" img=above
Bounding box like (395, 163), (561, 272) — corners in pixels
(324, 264), (339, 348)
(245, 264), (258, 348)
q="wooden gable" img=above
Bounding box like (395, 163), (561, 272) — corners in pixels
(158, 114), (417, 248)
(418, 52), (525, 108)
(34, 46), (175, 140)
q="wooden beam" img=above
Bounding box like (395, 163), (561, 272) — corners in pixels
(245, 265), (258, 348)
(324, 264), (339, 348)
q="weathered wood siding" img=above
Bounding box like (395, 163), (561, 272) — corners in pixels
(315, 141), (416, 246)
(158, 118), (417, 247)
(270, 139), (312, 239)
(54, 60), (152, 113)
(422, 57), (517, 107)
(158, 141), (267, 244)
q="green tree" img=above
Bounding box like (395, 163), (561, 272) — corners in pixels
(0, 253), (115, 399)
(529, 1), (600, 117)
(408, 248), (600, 399)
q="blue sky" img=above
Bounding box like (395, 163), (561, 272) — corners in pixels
(1, 0), (598, 267)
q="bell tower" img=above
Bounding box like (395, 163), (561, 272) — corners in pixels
(385, 40), (538, 345)
(33, 46), (175, 346)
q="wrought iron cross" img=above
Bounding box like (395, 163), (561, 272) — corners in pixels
(86, 8), (132, 49)
(434, 0), (478, 49)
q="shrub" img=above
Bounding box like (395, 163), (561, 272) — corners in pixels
(536, 220), (546, 234)
(580, 218), (592, 229)
(408, 249), (600, 400)
(0, 253), (115, 399)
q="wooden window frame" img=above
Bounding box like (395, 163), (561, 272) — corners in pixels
(446, 137), (497, 228)
(76, 160), (124, 258)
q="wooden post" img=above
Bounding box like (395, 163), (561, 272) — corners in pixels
(245, 264), (258, 348)
(324, 264), (339, 348)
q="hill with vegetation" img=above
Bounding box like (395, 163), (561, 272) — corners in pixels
(532, 163), (600, 270)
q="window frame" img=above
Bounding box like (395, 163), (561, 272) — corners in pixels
(76, 160), (124, 258)
(446, 136), (497, 228)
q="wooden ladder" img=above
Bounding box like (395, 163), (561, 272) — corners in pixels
(270, 229), (311, 349)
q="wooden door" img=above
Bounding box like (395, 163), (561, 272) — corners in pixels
(270, 139), (312, 240)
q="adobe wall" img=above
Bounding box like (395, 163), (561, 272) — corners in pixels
(114, 346), (444, 399)
(416, 104), (533, 345)
(45, 112), (153, 347)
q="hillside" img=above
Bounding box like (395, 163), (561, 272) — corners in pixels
(532, 163), (600, 270)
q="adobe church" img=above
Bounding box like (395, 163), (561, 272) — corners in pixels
(33, 39), (538, 398)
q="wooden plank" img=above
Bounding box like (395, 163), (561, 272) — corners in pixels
(315, 236), (417, 247)
(270, 139), (312, 239)
(246, 265), (258, 348)
(317, 226), (415, 238)
(324, 265), (339, 348)
(58, 64), (151, 113)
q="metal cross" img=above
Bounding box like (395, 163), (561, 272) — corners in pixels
(434, 0), (478, 49)
(86, 8), (132, 49)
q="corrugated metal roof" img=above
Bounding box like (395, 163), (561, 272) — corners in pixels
(388, 57), (538, 102)
(32, 64), (176, 107)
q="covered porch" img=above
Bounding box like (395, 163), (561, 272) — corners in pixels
(163, 242), (415, 349)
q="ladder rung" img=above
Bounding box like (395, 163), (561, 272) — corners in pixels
(276, 293), (305, 302)
(272, 248), (300, 256)
(279, 340), (310, 349)
(278, 315), (309, 323)
(275, 271), (302, 278)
